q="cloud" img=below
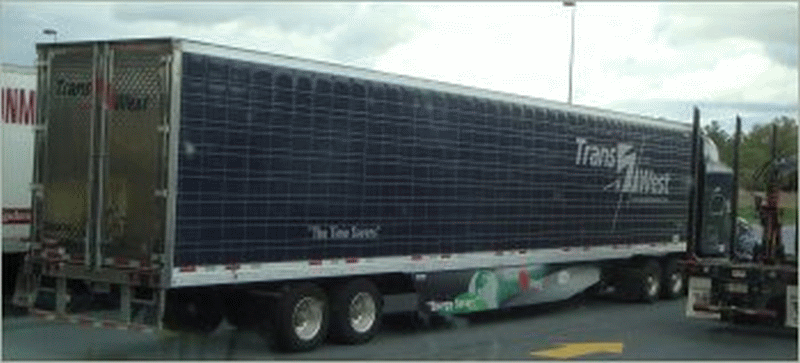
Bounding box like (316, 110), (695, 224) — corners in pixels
(655, 3), (798, 68)
(2, 1), (795, 118)
(1, 3), (120, 65)
(575, 3), (798, 106)
(328, 4), (429, 65)
(608, 98), (798, 133)
(112, 2), (355, 35)
(110, 2), (430, 67)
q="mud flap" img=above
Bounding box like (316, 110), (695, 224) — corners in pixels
(786, 285), (797, 328)
(686, 277), (719, 319)
(10, 252), (38, 308)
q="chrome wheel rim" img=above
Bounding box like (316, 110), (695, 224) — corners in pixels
(292, 296), (323, 341)
(647, 275), (659, 298)
(349, 292), (376, 333)
(670, 272), (683, 294)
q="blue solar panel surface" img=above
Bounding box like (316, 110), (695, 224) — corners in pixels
(174, 52), (692, 266)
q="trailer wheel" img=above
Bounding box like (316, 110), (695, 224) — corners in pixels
(273, 283), (329, 352)
(162, 288), (223, 334)
(660, 257), (685, 300)
(329, 279), (383, 344)
(629, 260), (661, 303)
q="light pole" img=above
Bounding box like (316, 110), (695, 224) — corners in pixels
(564, 0), (575, 104)
(43, 29), (57, 43)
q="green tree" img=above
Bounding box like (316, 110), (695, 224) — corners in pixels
(704, 120), (733, 165)
(736, 116), (797, 191)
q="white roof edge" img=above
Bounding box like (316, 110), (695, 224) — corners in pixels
(39, 38), (692, 131)
(179, 39), (690, 132)
(1, 63), (36, 74)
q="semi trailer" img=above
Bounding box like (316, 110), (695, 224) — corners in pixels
(2, 63), (37, 308)
(13, 38), (722, 351)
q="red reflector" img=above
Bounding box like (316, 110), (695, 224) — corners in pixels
(309, 260), (322, 266)
(179, 265), (196, 272)
(345, 257), (359, 264)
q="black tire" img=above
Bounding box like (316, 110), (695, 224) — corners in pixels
(329, 279), (383, 345)
(272, 283), (329, 352)
(628, 260), (661, 303)
(660, 257), (685, 300)
(162, 288), (224, 334)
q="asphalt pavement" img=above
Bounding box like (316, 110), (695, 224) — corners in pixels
(4, 225), (796, 360)
(3, 294), (796, 360)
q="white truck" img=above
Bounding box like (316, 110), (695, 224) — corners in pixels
(2, 63), (37, 306)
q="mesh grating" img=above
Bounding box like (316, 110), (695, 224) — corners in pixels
(41, 47), (95, 255)
(103, 49), (168, 261)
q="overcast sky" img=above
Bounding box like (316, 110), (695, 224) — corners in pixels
(2, 1), (797, 133)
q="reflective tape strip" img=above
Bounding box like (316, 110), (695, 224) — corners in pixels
(28, 308), (156, 333)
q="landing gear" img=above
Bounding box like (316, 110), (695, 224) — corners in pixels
(162, 288), (223, 334)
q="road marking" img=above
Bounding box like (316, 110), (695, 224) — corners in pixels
(530, 342), (623, 359)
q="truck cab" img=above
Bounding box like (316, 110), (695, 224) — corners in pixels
(685, 118), (797, 329)
(696, 136), (734, 258)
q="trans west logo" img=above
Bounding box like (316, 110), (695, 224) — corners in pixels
(575, 137), (670, 195)
(55, 78), (150, 111)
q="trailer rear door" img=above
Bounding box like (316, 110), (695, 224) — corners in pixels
(37, 40), (172, 269)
